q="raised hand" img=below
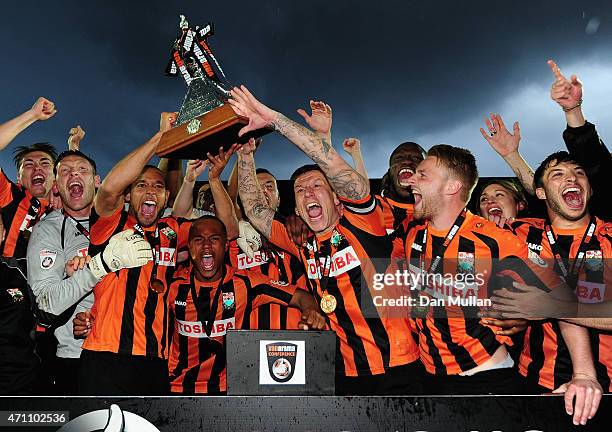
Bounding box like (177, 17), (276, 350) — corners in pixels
(297, 100), (332, 139)
(30, 97), (57, 121)
(342, 137), (360, 156)
(184, 159), (207, 183)
(480, 113), (521, 158)
(206, 144), (240, 180)
(548, 60), (583, 111)
(237, 138), (259, 157)
(228, 86), (277, 136)
(67, 125), (85, 151)
(159, 112), (178, 133)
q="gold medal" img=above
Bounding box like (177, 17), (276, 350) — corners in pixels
(149, 278), (165, 294)
(320, 293), (337, 314)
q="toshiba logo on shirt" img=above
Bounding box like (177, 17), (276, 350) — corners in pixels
(236, 250), (283, 269)
(155, 247), (176, 266)
(306, 246), (361, 279)
(176, 317), (235, 338)
(577, 280), (605, 304)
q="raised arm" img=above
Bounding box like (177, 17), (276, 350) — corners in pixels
(94, 112), (176, 216)
(229, 86), (369, 201)
(480, 113), (535, 194)
(296, 100), (332, 143)
(342, 137), (368, 181)
(157, 158), (183, 207)
(548, 60), (585, 128)
(549, 59), (611, 218)
(172, 159), (206, 218)
(0, 97), (56, 155)
(237, 139), (275, 239)
(67, 125), (85, 151)
(206, 145), (240, 240)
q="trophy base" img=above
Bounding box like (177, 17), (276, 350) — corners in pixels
(156, 104), (271, 159)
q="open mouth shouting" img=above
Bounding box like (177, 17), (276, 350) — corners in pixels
(561, 185), (584, 210)
(201, 253), (215, 272)
(397, 167), (415, 187)
(412, 190), (422, 207)
(139, 199), (158, 220)
(32, 174), (46, 187)
(486, 206), (503, 217)
(305, 201), (323, 221)
(68, 180), (84, 199)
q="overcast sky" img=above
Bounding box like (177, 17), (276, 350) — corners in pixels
(1, 1), (610, 180)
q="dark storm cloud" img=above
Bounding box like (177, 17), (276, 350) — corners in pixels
(0, 1), (611, 179)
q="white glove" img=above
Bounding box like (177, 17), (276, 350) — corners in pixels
(88, 229), (154, 280)
(236, 220), (262, 259)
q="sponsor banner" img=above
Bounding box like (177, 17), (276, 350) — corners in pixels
(306, 246), (361, 279)
(236, 250), (281, 270)
(156, 247), (176, 266)
(176, 317), (235, 338)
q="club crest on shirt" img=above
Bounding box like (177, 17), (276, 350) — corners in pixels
(457, 252), (475, 274)
(39, 249), (57, 269)
(161, 226), (177, 240)
(584, 250), (603, 272)
(6, 288), (24, 303)
(222, 292), (235, 310)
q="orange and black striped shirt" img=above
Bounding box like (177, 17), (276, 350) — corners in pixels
(394, 211), (563, 376)
(0, 170), (50, 260)
(269, 194), (419, 378)
(229, 240), (306, 330)
(167, 264), (299, 394)
(83, 206), (191, 359)
(376, 195), (414, 234)
(512, 217), (612, 390)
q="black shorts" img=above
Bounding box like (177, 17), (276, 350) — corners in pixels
(78, 349), (169, 396)
(335, 360), (426, 395)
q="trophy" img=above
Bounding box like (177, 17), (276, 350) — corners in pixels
(156, 16), (270, 159)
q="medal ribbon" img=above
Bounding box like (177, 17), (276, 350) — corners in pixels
(544, 216), (597, 288)
(63, 212), (90, 240)
(133, 224), (161, 286)
(416, 209), (467, 277)
(311, 238), (333, 298)
(189, 266), (226, 337)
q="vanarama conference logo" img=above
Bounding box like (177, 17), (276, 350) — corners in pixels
(259, 340), (306, 385)
(266, 342), (298, 382)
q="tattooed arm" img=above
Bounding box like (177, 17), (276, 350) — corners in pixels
(237, 139), (275, 239)
(229, 86), (369, 201)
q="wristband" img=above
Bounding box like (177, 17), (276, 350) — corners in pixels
(563, 99), (583, 112)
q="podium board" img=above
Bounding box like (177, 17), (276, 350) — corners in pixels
(226, 330), (335, 395)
